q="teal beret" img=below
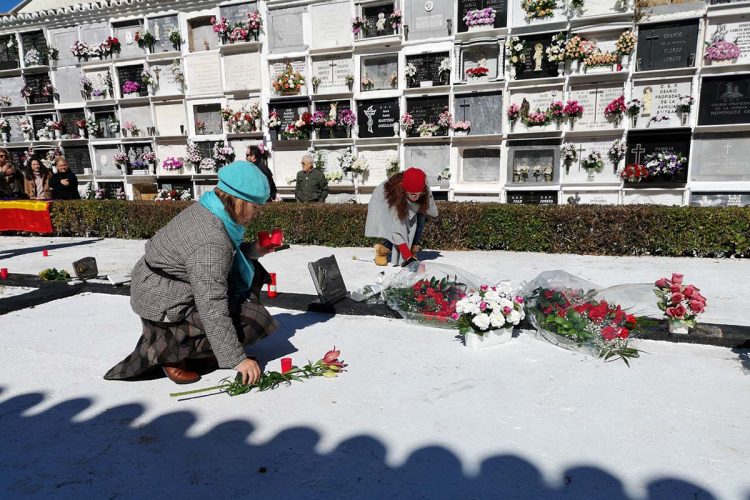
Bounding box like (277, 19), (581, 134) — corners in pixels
(217, 161), (270, 205)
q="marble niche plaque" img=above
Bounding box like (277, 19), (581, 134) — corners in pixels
(149, 15), (180, 53)
(311, 1), (351, 49)
(8, 115), (25, 142)
(193, 104), (222, 135)
(404, 144), (449, 185)
(186, 53), (223, 96)
(691, 133), (750, 182)
(0, 76), (25, 107)
(631, 80), (692, 128)
(150, 62), (183, 96)
(405, 95), (450, 137)
(220, 2), (258, 25)
(270, 60), (307, 95)
(561, 191), (620, 205)
(361, 55), (398, 91)
(461, 148), (501, 183)
(49, 27), (79, 66)
(453, 92), (503, 135)
(154, 103), (187, 136)
(623, 190), (683, 206)
(698, 75), (750, 126)
(272, 148), (307, 184)
(405, 52), (448, 87)
(188, 18), (217, 52)
(516, 34), (559, 80)
(636, 20), (699, 71)
(507, 145), (559, 185)
(406, 0), (453, 40)
(460, 43), (501, 82)
(561, 138), (621, 184)
(120, 106), (154, 132)
(357, 98), (399, 138)
(458, 0), (507, 31)
(704, 19), (750, 65)
(81, 23), (110, 49)
(569, 0), (626, 18)
(0, 35), (19, 71)
(626, 130), (690, 184)
(53, 66), (85, 104)
(568, 84), (625, 130)
(312, 56), (355, 93)
(224, 51), (262, 91)
(112, 21), (143, 58)
(690, 193), (750, 207)
(93, 146), (122, 175)
(269, 7), (306, 54)
(509, 88), (562, 133)
(507, 191), (558, 205)
(356, 148), (397, 185)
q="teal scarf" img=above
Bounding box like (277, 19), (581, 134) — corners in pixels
(199, 191), (254, 297)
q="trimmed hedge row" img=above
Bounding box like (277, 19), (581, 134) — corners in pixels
(46, 200), (750, 257)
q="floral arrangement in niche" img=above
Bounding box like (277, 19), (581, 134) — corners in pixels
(156, 188), (192, 201)
(400, 112), (414, 132)
(626, 99), (641, 117)
(453, 121), (471, 132)
(46, 47), (59, 61)
(347, 157), (369, 178)
(20, 85), (32, 100)
(40, 81), (55, 98)
(102, 36), (120, 55)
(584, 50), (618, 68)
(0, 96), (11, 107)
(390, 72), (399, 88)
(563, 100), (584, 121)
(455, 285), (525, 335)
(521, 0), (557, 20)
(438, 168), (451, 181)
(23, 48), (41, 66)
(676, 95), (694, 114)
(71, 40), (89, 59)
(170, 60), (184, 86)
(168, 30), (182, 49)
(506, 103), (521, 123)
(199, 157), (217, 172)
(389, 10), (402, 30)
(570, 0), (585, 10)
(272, 63), (305, 95)
(463, 8), (496, 27)
(643, 152), (687, 178)
(404, 62), (417, 85)
(561, 143), (578, 166)
(604, 95), (626, 125)
(195, 120), (206, 134)
(549, 101), (565, 125)
(247, 11), (263, 32)
(213, 142), (235, 166)
(506, 36), (527, 69)
(608, 139), (627, 167)
(465, 66), (489, 78)
(361, 73), (374, 91)
(162, 156), (183, 171)
(211, 17), (229, 37)
(85, 117), (98, 136)
(705, 25), (741, 63)
(338, 108), (356, 128)
(581, 151), (604, 175)
(437, 107), (453, 130)
(267, 110), (281, 129)
(523, 108), (551, 127)
(142, 151), (157, 164)
(122, 80), (141, 95)
(438, 57), (451, 82)
(325, 171), (344, 182)
(654, 273), (706, 331)
(229, 25), (249, 43)
(616, 31), (637, 57)
(546, 33), (567, 63)
(352, 17), (368, 35)
(18, 116), (32, 133)
(564, 35), (585, 61)
(140, 70), (155, 88)
(345, 74), (354, 89)
(113, 152), (129, 166)
(620, 163), (648, 182)
(0, 118), (10, 133)
(134, 31), (155, 51)
(417, 121), (439, 136)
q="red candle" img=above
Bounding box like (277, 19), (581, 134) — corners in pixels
(42, 249), (49, 257)
(280, 357), (292, 374)
(270, 228), (283, 246)
(0, 268), (7, 280)
(267, 272), (277, 298)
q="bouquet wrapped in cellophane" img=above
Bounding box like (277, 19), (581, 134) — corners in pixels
(522, 271), (658, 365)
(381, 261), (482, 329)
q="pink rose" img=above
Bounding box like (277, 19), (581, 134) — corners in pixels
(655, 278), (669, 288)
(503, 306), (512, 315)
(683, 285), (696, 298)
(480, 285), (489, 292)
(665, 306), (678, 318)
(451, 312), (459, 320)
(480, 302), (488, 311)
(670, 284), (682, 293)
(689, 300), (704, 313)
(671, 273), (684, 285)
(670, 293), (684, 305)
(514, 296), (525, 304)
(673, 304), (687, 318)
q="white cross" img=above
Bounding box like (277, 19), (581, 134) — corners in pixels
(723, 143), (733, 155)
(631, 143), (646, 164)
(364, 105), (377, 133)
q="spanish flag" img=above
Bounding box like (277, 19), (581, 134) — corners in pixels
(0, 200), (53, 233)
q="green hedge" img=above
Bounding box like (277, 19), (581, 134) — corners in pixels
(44, 200), (750, 257)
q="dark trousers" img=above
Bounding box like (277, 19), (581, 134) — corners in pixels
(383, 213), (426, 252)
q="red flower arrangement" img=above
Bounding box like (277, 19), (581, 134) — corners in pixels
(384, 276), (467, 326)
(654, 273), (706, 328)
(620, 163), (649, 182)
(465, 66), (489, 78)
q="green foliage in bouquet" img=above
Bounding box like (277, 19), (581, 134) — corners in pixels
(383, 276), (467, 326)
(38, 268), (70, 281)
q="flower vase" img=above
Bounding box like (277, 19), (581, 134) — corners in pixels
(509, 121), (516, 133)
(569, 60), (579, 73)
(568, 118), (575, 130)
(544, 174), (553, 182)
(555, 119), (562, 130)
(668, 319), (689, 335)
(254, 119), (261, 131)
(54, 129), (61, 139)
(465, 326), (513, 350)
(454, 130), (468, 136)
(630, 115), (638, 128)
(513, 173), (520, 183)
(680, 113), (689, 126)
(78, 128), (86, 138)
(509, 66), (516, 80)
(614, 116), (622, 128)
(420, 131), (433, 137)
(346, 127), (351, 138)
(587, 171), (595, 181)
(23, 131), (31, 141)
(558, 63), (565, 77)
(1, 132), (7, 143)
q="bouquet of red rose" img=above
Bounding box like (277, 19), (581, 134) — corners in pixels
(382, 262), (481, 329)
(654, 273), (706, 329)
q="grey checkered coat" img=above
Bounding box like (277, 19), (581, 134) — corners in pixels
(130, 202), (252, 369)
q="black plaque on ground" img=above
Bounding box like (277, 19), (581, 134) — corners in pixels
(0, 35), (19, 70)
(315, 101), (351, 139)
(458, 0), (507, 31)
(25, 74), (53, 105)
(357, 98), (399, 138)
(406, 95), (449, 137)
(308, 255), (348, 304)
(626, 131), (690, 185)
(636, 20), (698, 71)
(63, 145), (92, 174)
(406, 52), (449, 87)
(507, 191), (558, 205)
(516, 35), (558, 80)
(117, 65), (148, 97)
(363, 3), (395, 38)
(698, 75), (750, 126)
(20, 31), (48, 65)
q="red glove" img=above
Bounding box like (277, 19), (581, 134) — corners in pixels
(396, 243), (413, 261)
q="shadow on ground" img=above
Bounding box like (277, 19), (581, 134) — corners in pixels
(0, 389), (719, 499)
(0, 238), (103, 260)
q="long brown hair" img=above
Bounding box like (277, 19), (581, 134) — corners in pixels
(23, 158), (50, 181)
(384, 172), (429, 221)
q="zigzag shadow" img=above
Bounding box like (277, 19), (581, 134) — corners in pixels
(0, 238), (103, 260)
(0, 389), (719, 499)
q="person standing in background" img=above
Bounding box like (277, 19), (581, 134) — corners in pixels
(246, 145), (278, 202)
(50, 156), (81, 200)
(0, 148), (26, 199)
(23, 157), (52, 200)
(295, 154), (328, 203)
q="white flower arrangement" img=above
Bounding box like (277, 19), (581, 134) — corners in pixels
(404, 63), (417, 78)
(546, 32), (566, 63)
(349, 157), (369, 174)
(24, 48), (41, 66)
(455, 285), (526, 335)
(337, 150), (354, 171)
(506, 36), (527, 67)
(561, 143), (578, 164)
(438, 57), (451, 75)
(437, 168), (451, 181)
(325, 171), (344, 182)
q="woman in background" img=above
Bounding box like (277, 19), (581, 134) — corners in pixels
(23, 157), (52, 200)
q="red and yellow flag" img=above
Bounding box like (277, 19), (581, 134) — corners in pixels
(0, 200), (53, 233)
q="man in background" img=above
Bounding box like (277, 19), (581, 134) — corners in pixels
(0, 148), (25, 199)
(295, 154), (328, 203)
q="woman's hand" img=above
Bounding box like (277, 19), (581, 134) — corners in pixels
(253, 241), (276, 257)
(235, 358), (261, 385)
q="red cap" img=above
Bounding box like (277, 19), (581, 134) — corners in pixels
(402, 167), (426, 193)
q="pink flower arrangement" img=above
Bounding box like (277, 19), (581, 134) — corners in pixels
(229, 26), (249, 42)
(549, 101), (564, 120)
(400, 112), (414, 131)
(463, 8), (496, 27)
(453, 121), (471, 131)
(524, 111), (549, 126)
(122, 80), (141, 94)
(162, 156), (184, 170)
(705, 39), (740, 62)
(563, 100), (584, 119)
(211, 17), (229, 35)
(247, 11), (263, 31)
(604, 95), (626, 120)
(337, 108), (356, 127)
(654, 273), (707, 328)
(506, 103), (521, 121)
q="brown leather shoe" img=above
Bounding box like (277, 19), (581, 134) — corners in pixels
(162, 362), (201, 385)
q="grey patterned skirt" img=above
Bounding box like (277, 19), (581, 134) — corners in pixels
(104, 300), (278, 380)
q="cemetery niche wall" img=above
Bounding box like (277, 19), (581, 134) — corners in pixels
(453, 92), (503, 135)
(457, 40), (502, 83)
(507, 142), (560, 186)
(361, 55), (398, 91)
(405, 95), (450, 137)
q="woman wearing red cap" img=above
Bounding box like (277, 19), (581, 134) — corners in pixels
(365, 167), (438, 266)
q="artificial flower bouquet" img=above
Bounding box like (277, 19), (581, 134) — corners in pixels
(654, 273), (706, 334)
(456, 284), (525, 349)
(272, 63), (305, 95)
(523, 271), (645, 364)
(463, 8), (496, 27)
(381, 262), (481, 329)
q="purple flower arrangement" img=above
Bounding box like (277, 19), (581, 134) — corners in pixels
(463, 8), (496, 27)
(312, 111), (327, 127)
(122, 80), (141, 94)
(643, 152), (687, 178)
(705, 40), (740, 62)
(162, 156), (184, 170)
(337, 108), (356, 127)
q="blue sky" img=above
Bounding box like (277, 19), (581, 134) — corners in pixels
(0, 0), (19, 14)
